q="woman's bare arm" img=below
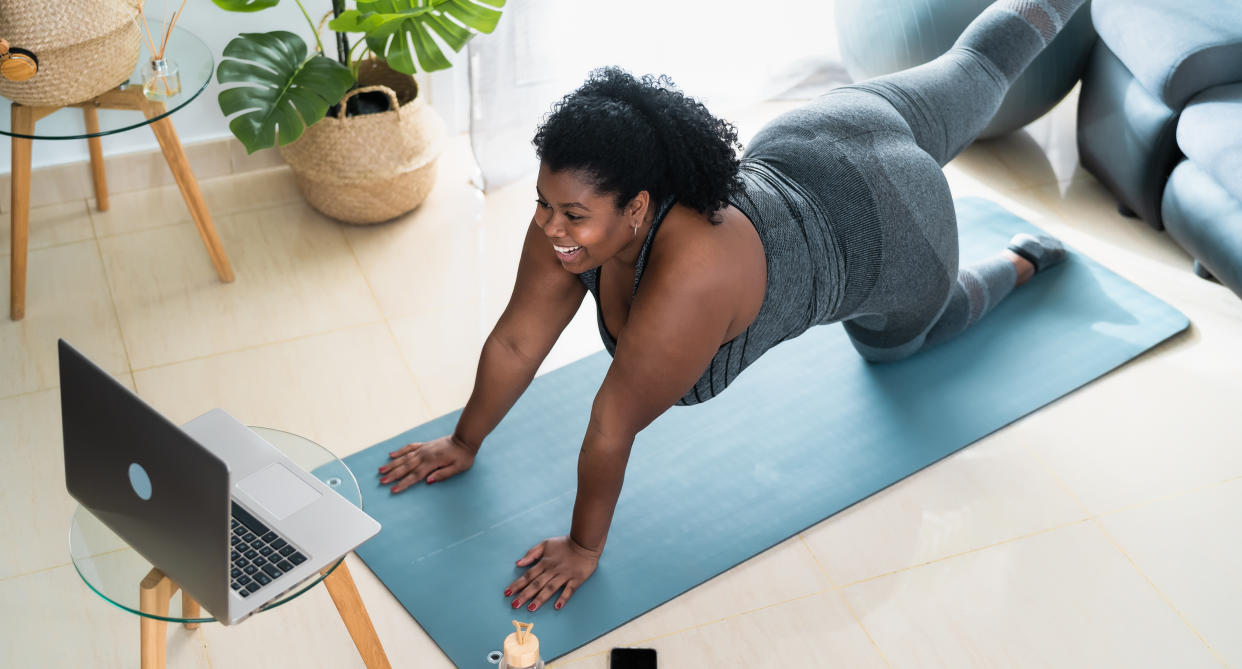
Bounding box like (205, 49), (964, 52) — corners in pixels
(382, 221), (587, 492)
(568, 240), (735, 552)
(454, 220), (587, 450)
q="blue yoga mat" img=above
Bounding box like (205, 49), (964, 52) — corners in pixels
(330, 198), (1187, 667)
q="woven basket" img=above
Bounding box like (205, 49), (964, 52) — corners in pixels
(0, 0), (142, 107)
(279, 59), (446, 225)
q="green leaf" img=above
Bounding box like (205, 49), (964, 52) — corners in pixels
(216, 31), (355, 154)
(422, 13), (473, 52)
(407, 18), (454, 71)
(330, 0), (506, 75)
(441, 0), (503, 34)
(330, 8), (408, 33)
(211, 0), (281, 12)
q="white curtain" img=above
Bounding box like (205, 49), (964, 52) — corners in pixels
(467, 0), (847, 191)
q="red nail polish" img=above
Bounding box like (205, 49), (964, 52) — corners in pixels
(528, 603), (536, 612)
(555, 602), (562, 610)
(504, 589), (512, 597)
(380, 478), (389, 484)
(511, 600), (521, 608)
(427, 478), (435, 484)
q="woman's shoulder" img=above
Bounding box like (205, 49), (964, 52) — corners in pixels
(656, 202), (753, 254)
(645, 203), (759, 289)
(649, 205), (724, 266)
(634, 201), (765, 344)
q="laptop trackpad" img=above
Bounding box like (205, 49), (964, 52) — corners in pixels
(237, 463), (321, 520)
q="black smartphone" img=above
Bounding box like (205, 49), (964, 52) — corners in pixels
(610, 647), (657, 669)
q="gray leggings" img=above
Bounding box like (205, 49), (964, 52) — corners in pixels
(830, 1), (1077, 361)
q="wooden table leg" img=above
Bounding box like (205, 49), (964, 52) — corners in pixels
(82, 106), (109, 212)
(143, 112), (234, 283)
(182, 592), (201, 630)
(322, 559), (392, 669)
(9, 104), (33, 321)
(139, 568), (173, 669)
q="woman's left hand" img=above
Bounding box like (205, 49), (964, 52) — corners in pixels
(505, 535), (601, 612)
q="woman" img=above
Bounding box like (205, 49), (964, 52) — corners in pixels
(378, 0), (1080, 612)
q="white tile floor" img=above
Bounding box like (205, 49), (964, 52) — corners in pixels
(2, 87), (1240, 668)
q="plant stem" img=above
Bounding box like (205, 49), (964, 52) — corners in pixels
(333, 0), (350, 66)
(347, 35), (369, 68)
(292, 0), (325, 54)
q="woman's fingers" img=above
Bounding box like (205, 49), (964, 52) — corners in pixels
(387, 442), (422, 460)
(390, 472), (422, 494)
(379, 445), (421, 477)
(507, 563), (544, 604)
(379, 452), (419, 483)
(423, 462), (458, 484)
(504, 537), (595, 612)
(382, 437), (475, 491)
(553, 582), (577, 611)
(392, 454), (463, 490)
(516, 542), (545, 567)
(505, 543), (547, 599)
(528, 576), (566, 612)
(390, 454), (440, 493)
(516, 569), (556, 610)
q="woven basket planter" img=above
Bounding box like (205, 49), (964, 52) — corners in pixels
(0, 0), (142, 107)
(278, 59), (446, 225)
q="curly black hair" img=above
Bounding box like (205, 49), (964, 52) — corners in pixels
(532, 67), (743, 223)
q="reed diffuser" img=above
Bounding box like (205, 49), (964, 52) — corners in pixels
(136, 0), (188, 100)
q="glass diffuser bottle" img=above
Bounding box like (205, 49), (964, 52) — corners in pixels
(142, 58), (181, 100)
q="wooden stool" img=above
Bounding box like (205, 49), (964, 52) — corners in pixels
(138, 559), (390, 669)
(8, 84), (234, 321)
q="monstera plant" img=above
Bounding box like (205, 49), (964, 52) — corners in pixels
(212, 0), (505, 154)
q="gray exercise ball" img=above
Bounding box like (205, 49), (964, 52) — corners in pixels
(836, 0), (1096, 139)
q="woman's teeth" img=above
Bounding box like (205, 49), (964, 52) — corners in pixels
(554, 244), (581, 254)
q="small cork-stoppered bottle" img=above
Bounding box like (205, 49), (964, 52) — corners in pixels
(499, 620), (544, 669)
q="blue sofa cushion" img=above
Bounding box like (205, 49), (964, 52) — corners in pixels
(1162, 160), (1242, 298)
(1177, 82), (1242, 203)
(1093, 0), (1242, 108)
(1077, 42), (1180, 229)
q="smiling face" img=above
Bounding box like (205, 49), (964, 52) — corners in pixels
(534, 163), (650, 271)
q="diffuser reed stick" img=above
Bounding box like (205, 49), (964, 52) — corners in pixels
(135, 0), (189, 99)
(135, 0), (188, 60)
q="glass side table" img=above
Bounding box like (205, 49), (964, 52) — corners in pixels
(69, 428), (391, 669)
(2, 23), (234, 321)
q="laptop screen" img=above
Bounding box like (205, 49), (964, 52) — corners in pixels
(59, 339), (232, 619)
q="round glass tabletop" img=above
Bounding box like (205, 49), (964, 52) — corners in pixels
(0, 22), (213, 140)
(69, 427), (363, 623)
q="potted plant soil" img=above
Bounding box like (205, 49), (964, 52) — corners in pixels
(212, 0), (505, 224)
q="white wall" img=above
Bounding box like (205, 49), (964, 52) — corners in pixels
(0, 0), (470, 174)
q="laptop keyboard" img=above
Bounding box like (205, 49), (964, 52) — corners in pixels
(230, 503), (308, 598)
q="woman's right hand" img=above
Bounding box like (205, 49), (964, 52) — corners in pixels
(379, 435), (477, 494)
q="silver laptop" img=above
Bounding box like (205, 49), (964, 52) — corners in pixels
(58, 339), (381, 625)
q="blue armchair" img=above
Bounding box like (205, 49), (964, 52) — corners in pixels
(1076, 0), (1242, 296)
